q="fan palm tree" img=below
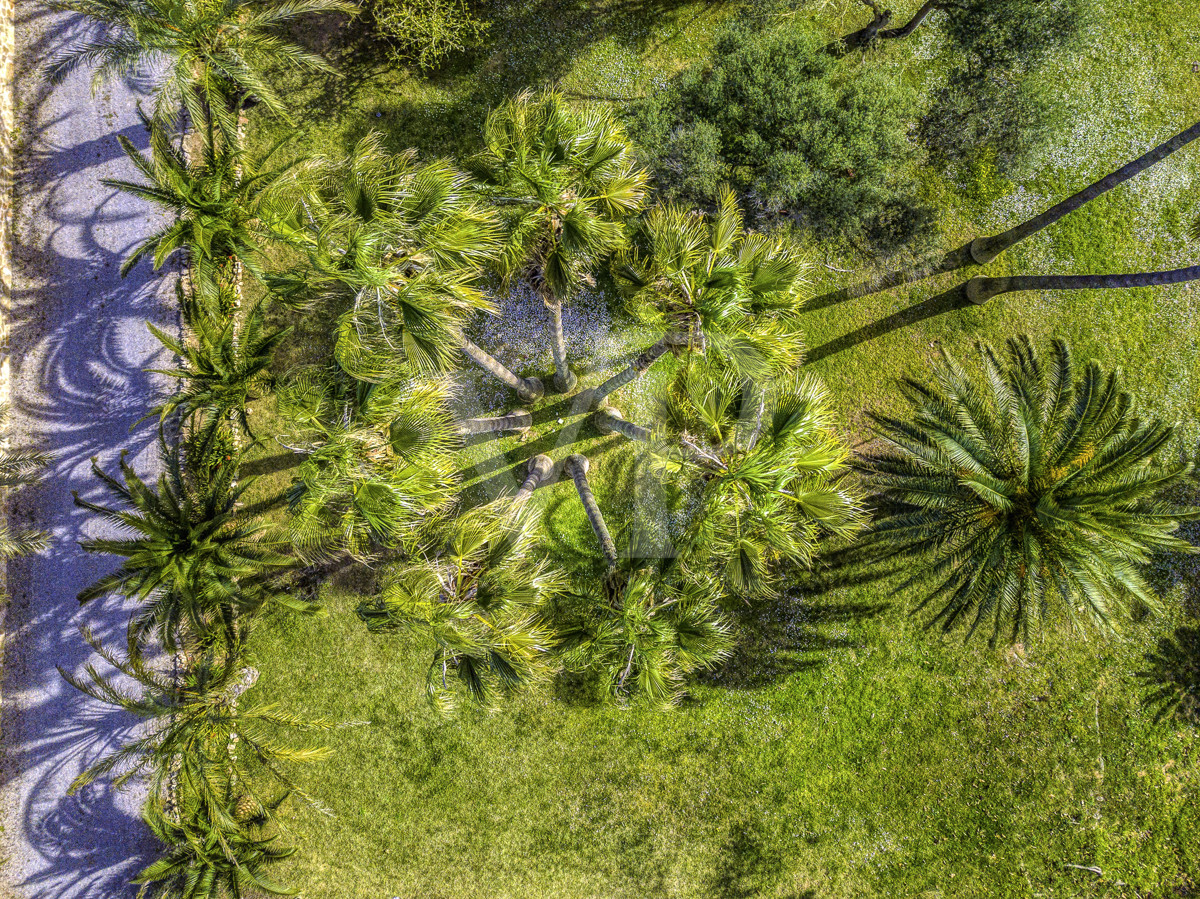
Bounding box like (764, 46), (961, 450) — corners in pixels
(277, 366), (458, 559)
(106, 117), (296, 297)
(633, 367), (864, 599)
(45, 0), (354, 144)
(134, 788), (296, 899)
(63, 626), (333, 810)
(74, 438), (310, 651)
(468, 91), (650, 392)
(277, 133), (544, 400)
(861, 335), (1198, 645)
(0, 405), (50, 560)
(356, 500), (563, 712)
(594, 190), (809, 409)
(147, 298), (289, 456)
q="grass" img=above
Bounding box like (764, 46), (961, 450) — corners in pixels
(239, 0), (1200, 895)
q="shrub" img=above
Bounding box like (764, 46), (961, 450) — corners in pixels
(368, 0), (487, 69)
(631, 23), (934, 254)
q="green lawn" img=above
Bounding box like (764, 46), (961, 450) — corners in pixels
(244, 1), (1200, 895)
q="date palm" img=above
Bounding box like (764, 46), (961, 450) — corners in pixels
(278, 366), (458, 560)
(0, 405), (50, 560)
(861, 335), (1198, 645)
(147, 298), (289, 456)
(277, 133), (543, 400)
(106, 117), (295, 296)
(468, 91), (650, 392)
(356, 500), (563, 712)
(74, 438), (308, 651)
(595, 190), (809, 408)
(652, 367), (864, 599)
(63, 626), (332, 811)
(45, 0), (354, 144)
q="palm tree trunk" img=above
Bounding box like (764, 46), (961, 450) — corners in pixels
(458, 409), (531, 437)
(515, 454), (554, 501)
(966, 265), (1200, 304)
(590, 335), (682, 409)
(970, 119), (1200, 264)
(566, 454), (617, 567)
(544, 299), (577, 392)
(593, 408), (652, 443)
(878, 0), (943, 38)
(460, 336), (544, 402)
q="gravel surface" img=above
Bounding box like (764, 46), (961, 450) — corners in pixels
(0, 8), (176, 898)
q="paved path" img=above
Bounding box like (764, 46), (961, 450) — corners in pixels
(0, 7), (176, 898)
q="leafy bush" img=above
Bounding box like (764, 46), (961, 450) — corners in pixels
(368, 0), (487, 69)
(631, 23), (934, 254)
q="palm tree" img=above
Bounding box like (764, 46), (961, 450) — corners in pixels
(106, 117), (295, 297)
(356, 501), (563, 712)
(969, 119), (1200, 264)
(147, 298), (289, 456)
(277, 366), (459, 559)
(277, 133), (544, 401)
(45, 0), (354, 144)
(861, 335), (1198, 645)
(63, 626), (333, 810)
(965, 265), (1200, 304)
(456, 409), (531, 437)
(134, 788), (297, 899)
(0, 405), (50, 560)
(468, 91), (650, 392)
(595, 190), (809, 409)
(565, 454), (617, 568)
(515, 454), (555, 501)
(649, 367), (864, 599)
(561, 562), (732, 708)
(74, 437), (309, 651)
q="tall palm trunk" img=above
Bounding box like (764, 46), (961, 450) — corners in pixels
(460, 336), (544, 402)
(544, 299), (577, 392)
(593, 408), (651, 443)
(566, 454), (617, 567)
(966, 265), (1200, 304)
(457, 409), (531, 437)
(515, 454), (554, 501)
(590, 334), (682, 409)
(970, 119), (1200, 264)
(878, 0), (942, 38)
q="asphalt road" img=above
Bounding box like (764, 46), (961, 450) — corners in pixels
(1, 7), (176, 897)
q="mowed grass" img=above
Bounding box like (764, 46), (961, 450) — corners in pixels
(243, 0), (1200, 895)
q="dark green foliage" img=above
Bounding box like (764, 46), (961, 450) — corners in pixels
(367, 0), (487, 69)
(920, 0), (1082, 171)
(862, 336), (1198, 646)
(631, 23), (932, 253)
(0, 404), (50, 560)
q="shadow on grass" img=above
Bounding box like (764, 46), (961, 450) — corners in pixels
(705, 820), (816, 899)
(1137, 625), (1200, 725)
(804, 241), (977, 313)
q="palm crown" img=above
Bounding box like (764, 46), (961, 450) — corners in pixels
(357, 500), (563, 711)
(278, 132), (501, 377)
(862, 335), (1198, 645)
(655, 366), (864, 598)
(46, 0), (353, 140)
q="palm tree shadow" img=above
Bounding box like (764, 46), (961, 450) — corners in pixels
(804, 282), (973, 365)
(1137, 626), (1200, 725)
(804, 242), (976, 313)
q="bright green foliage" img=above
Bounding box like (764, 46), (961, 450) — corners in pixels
(468, 91), (650, 300)
(368, 0), (487, 69)
(613, 189), (811, 382)
(277, 367), (459, 559)
(45, 0), (354, 140)
(862, 336), (1198, 646)
(0, 405), (49, 561)
(61, 627), (333, 808)
(275, 132), (500, 377)
(356, 500), (563, 712)
(561, 564), (733, 709)
(655, 367), (864, 599)
(134, 789), (297, 899)
(104, 118), (296, 294)
(148, 298), (290, 457)
(631, 23), (931, 253)
(73, 439), (307, 650)
(920, 0), (1082, 171)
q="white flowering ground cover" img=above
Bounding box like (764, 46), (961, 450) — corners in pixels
(241, 1), (1200, 895)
